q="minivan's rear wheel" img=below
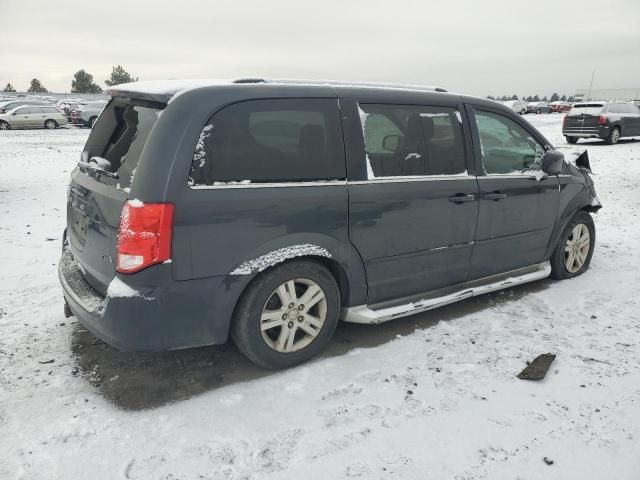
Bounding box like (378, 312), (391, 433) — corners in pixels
(566, 136), (578, 144)
(550, 211), (595, 279)
(0, 121), (10, 130)
(605, 126), (620, 145)
(231, 260), (340, 369)
(44, 119), (58, 129)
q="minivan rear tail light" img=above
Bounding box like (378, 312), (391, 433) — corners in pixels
(116, 200), (175, 274)
(598, 115), (607, 125)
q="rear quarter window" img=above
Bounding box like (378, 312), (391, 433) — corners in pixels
(190, 98), (345, 185)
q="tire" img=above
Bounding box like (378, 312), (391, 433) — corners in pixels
(44, 119), (58, 129)
(605, 126), (620, 145)
(231, 260), (340, 369)
(0, 121), (10, 130)
(520, 109), (526, 115)
(536, 109), (541, 114)
(550, 211), (595, 280)
(89, 116), (97, 128)
(566, 136), (578, 144)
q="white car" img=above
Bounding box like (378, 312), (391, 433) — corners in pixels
(502, 100), (528, 115)
(0, 105), (68, 130)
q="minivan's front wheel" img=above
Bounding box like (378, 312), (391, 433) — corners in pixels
(0, 121), (10, 130)
(231, 260), (340, 369)
(44, 119), (58, 129)
(550, 211), (595, 279)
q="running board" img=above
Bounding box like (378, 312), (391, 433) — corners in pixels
(344, 261), (551, 324)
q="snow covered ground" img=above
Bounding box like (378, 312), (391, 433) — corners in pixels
(1, 115), (640, 479)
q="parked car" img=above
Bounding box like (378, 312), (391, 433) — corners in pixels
(59, 79), (601, 368)
(0, 105), (68, 130)
(502, 100), (527, 115)
(526, 101), (551, 114)
(70, 101), (108, 127)
(563, 101), (640, 144)
(0, 99), (49, 114)
(550, 101), (572, 113)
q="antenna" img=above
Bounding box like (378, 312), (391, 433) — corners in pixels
(577, 70), (596, 146)
(585, 70), (595, 102)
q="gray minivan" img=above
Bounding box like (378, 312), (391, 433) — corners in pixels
(59, 79), (601, 368)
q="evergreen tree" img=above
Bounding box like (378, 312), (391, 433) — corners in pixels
(104, 65), (138, 87)
(542, 95), (548, 102)
(532, 94), (540, 102)
(560, 94), (567, 101)
(71, 69), (103, 93)
(568, 96), (575, 102)
(27, 78), (48, 93)
(550, 92), (559, 102)
(3, 83), (16, 92)
(511, 94), (518, 100)
(525, 95), (533, 102)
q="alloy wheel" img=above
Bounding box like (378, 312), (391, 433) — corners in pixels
(0, 122), (9, 130)
(260, 278), (327, 353)
(45, 120), (56, 129)
(564, 223), (590, 273)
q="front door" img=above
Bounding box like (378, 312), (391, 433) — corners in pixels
(12, 107), (34, 128)
(347, 101), (479, 305)
(468, 107), (559, 279)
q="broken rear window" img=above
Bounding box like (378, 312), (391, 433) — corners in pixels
(80, 97), (164, 188)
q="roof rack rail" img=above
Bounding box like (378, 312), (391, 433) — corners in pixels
(233, 78), (266, 84)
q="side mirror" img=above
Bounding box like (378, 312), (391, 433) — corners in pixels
(12, 112), (17, 116)
(541, 150), (564, 175)
(382, 134), (402, 153)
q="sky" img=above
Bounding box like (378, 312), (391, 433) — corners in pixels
(1, 0), (639, 97)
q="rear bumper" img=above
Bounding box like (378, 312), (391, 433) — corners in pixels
(562, 125), (609, 138)
(59, 245), (246, 351)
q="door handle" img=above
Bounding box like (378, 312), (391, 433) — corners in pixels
(484, 192), (507, 201)
(449, 193), (475, 204)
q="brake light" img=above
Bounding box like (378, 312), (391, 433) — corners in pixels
(116, 200), (175, 274)
(598, 115), (607, 125)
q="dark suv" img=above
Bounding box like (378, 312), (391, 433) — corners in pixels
(563, 101), (640, 144)
(59, 79), (601, 368)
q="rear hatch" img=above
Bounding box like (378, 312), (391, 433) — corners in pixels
(564, 103), (604, 131)
(66, 96), (164, 295)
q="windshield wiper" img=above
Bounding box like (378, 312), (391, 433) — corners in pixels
(77, 159), (119, 179)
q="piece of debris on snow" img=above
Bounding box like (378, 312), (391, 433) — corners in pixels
(38, 359), (55, 364)
(517, 353), (556, 380)
(543, 457), (554, 465)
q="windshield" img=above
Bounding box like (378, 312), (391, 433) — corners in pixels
(568, 104), (604, 116)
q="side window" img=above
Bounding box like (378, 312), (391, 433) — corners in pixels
(474, 110), (545, 175)
(359, 104), (466, 178)
(190, 99), (344, 185)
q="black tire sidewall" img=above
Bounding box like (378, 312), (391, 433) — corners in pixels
(231, 260), (340, 369)
(45, 120), (57, 129)
(606, 127), (620, 144)
(551, 211), (595, 279)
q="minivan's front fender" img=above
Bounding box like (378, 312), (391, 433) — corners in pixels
(545, 167), (600, 259)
